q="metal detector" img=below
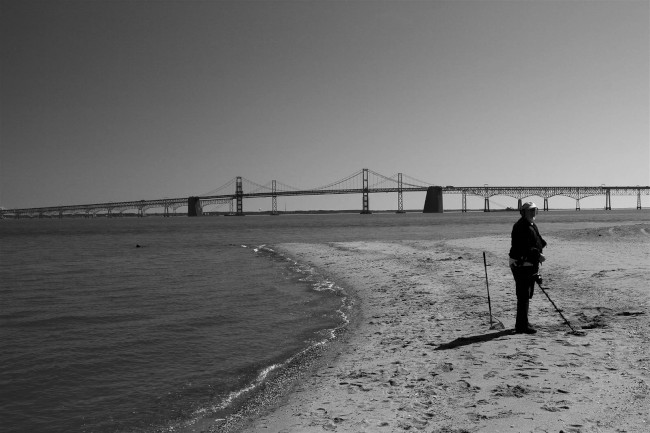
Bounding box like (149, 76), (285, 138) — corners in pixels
(535, 278), (586, 336)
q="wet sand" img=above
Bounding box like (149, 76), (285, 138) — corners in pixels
(217, 222), (650, 433)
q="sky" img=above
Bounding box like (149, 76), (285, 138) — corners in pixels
(1, 0), (648, 211)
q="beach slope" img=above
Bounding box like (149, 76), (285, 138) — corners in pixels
(237, 226), (649, 432)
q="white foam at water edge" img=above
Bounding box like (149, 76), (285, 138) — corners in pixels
(184, 244), (352, 418)
(202, 326), (340, 416)
(252, 244), (267, 252)
(212, 362), (282, 411)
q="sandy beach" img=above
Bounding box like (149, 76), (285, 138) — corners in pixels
(213, 221), (649, 433)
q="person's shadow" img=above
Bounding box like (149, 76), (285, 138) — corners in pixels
(433, 329), (515, 351)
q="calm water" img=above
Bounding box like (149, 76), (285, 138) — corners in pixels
(1, 210), (648, 432)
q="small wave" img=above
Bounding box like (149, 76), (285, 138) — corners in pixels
(254, 244), (352, 336)
(208, 362), (283, 413)
(179, 244), (354, 430)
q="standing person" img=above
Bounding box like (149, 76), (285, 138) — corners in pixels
(509, 202), (547, 334)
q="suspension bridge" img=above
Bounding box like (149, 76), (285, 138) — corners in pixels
(1, 168), (649, 218)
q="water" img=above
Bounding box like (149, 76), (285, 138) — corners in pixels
(1, 210), (648, 432)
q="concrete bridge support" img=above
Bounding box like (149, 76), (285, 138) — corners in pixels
(423, 186), (443, 213)
(187, 196), (203, 216)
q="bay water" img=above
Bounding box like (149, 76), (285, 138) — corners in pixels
(1, 210), (648, 432)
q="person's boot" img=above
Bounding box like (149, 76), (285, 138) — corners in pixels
(516, 327), (537, 334)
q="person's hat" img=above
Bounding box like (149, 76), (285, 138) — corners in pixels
(520, 201), (538, 215)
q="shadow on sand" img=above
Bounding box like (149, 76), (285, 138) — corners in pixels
(433, 329), (516, 351)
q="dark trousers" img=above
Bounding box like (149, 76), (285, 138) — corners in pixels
(511, 266), (537, 330)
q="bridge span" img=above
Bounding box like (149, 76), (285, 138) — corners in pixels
(1, 168), (648, 218)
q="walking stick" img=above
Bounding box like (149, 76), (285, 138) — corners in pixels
(482, 252), (493, 327)
(483, 252), (504, 330)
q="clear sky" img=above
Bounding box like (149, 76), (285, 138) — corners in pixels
(1, 0), (648, 211)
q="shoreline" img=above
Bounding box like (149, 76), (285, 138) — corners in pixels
(196, 222), (649, 432)
(181, 246), (366, 433)
(245, 227), (647, 431)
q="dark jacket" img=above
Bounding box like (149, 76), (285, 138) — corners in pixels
(509, 217), (547, 265)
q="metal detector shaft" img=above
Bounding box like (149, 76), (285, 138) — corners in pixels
(483, 252), (493, 326)
(536, 281), (580, 333)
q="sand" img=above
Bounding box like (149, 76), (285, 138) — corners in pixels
(221, 223), (650, 433)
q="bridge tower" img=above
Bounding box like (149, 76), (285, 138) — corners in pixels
(361, 168), (371, 214)
(236, 177), (244, 216)
(271, 180), (279, 215)
(396, 173), (405, 213)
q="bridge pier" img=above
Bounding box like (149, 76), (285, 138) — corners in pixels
(462, 192), (467, 213)
(423, 186), (443, 213)
(605, 188), (611, 210)
(484, 197), (490, 212)
(188, 196), (203, 216)
(543, 197), (549, 211)
(638, 189), (642, 210)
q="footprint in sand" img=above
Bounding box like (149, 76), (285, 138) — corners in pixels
(492, 384), (530, 398)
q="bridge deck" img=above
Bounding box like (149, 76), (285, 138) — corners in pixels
(3, 185), (649, 218)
